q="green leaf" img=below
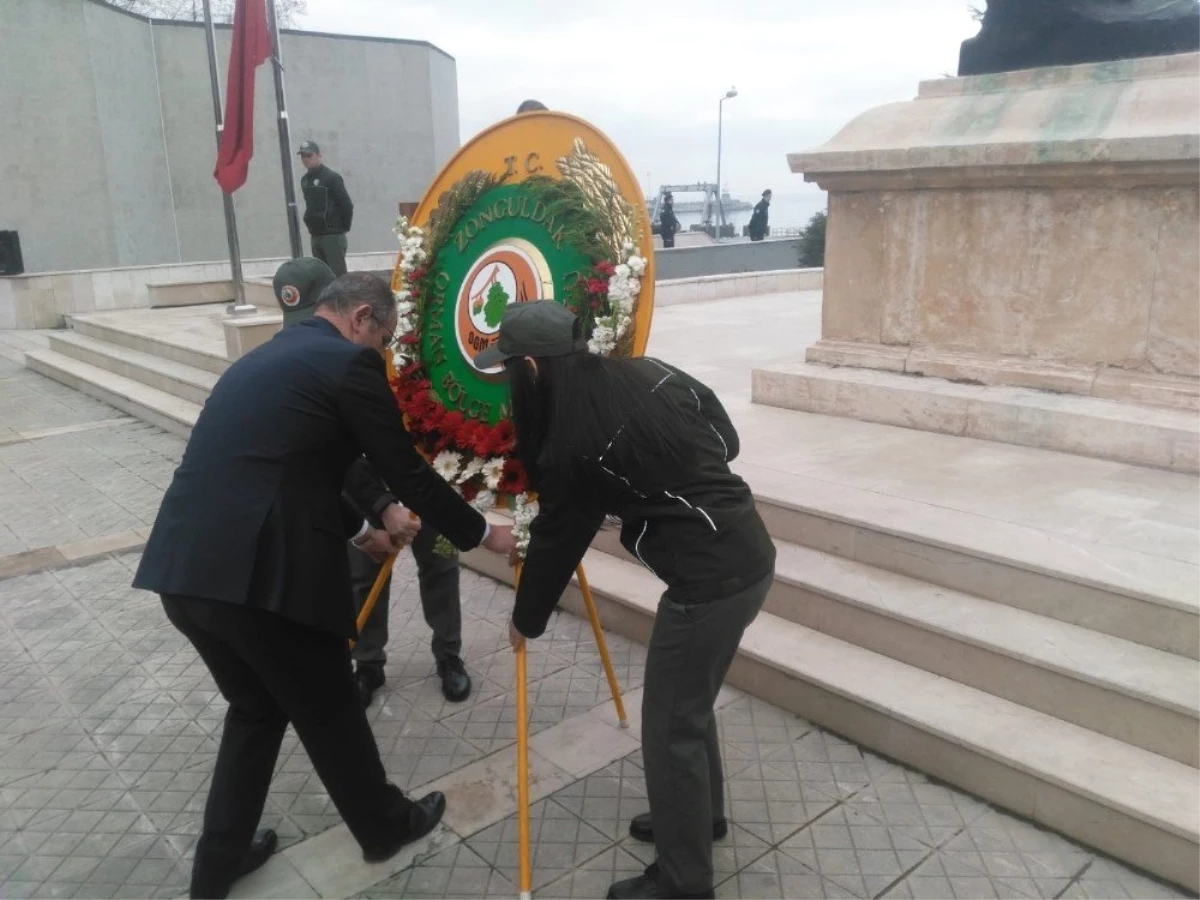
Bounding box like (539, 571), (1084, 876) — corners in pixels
(484, 282), (509, 327)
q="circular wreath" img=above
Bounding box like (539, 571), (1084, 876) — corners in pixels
(388, 142), (647, 553)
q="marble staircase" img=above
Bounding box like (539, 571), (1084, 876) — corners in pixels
(24, 310), (228, 437)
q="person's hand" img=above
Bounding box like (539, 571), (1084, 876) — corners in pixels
(482, 523), (514, 556)
(508, 618), (526, 653)
(356, 526), (398, 564)
(381, 503), (420, 549)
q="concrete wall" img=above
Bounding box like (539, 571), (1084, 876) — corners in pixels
(653, 238), (802, 280)
(1, 0), (459, 273)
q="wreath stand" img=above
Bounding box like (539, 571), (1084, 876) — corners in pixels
(352, 554), (628, 900)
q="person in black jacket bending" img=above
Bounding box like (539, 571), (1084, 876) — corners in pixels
(298, 139), (354, 275)
(134, 273), (513, 899)
(475, 302), (775, 900)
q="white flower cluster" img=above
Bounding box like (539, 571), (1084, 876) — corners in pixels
(511, 492), (540, 557)
(588, 239), (645, 356)
(432, 450), (508, 499)
(392, 216), (426, 365)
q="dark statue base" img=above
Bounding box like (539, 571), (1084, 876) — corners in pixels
(959, 0), (1199, 76)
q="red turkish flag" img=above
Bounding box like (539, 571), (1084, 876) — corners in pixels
(213, 0), (272, 194)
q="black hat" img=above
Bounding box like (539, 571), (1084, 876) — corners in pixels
(297, 140), (320, 155)
(273, 257), (336, 326)
(474, 301), (587, 369)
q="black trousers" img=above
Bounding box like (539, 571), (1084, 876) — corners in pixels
(161, 594), (416, 897)
(311, 233), (348, 276)
(641, 571), (771, 893)
(350, 525), (462, 669)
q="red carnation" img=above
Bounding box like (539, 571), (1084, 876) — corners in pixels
(594, 261), (615, 277)
(586, 278), (608, 295)
(492, 420), (515, 452)
(498, 458), (528, 496)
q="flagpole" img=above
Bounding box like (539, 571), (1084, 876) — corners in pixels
(265, 0), (304, 259)
(202, 0), (255, 314)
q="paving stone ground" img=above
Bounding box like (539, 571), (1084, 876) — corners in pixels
(0, 352), (1192, 899)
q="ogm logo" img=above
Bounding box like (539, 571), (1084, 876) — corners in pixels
(456, 239), (552, 374)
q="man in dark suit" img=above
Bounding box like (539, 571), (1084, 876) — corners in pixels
(134, 273), (513, 899)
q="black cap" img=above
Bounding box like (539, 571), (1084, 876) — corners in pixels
(273, 257), (336, 326)
(298, 140), (320, 155)
(474, 301), (587, 369)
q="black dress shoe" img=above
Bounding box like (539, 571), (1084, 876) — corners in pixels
(362, 791), (447, 863)
(628, 812), (728, 844)
(606, 863), (714, 899)
(355, 665), (385, 708)
(190, 829), (278, 899)
(436, 656), (471, 702)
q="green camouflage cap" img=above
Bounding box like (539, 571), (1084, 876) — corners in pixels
(474, 300), (587, 369)
(273, 257), (336, 326)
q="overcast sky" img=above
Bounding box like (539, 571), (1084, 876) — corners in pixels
(296, 1), (980, 202)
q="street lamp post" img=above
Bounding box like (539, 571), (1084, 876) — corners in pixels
(716, 87), (738, 239)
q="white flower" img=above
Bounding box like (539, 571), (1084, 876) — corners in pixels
(622, 239), (634, 251)
(394, 318), (414, 337)
(482, 457), (506, 490)
(471, 490), (496, 513)
(432, 451), (461, 482)
(627, 255), (646, 276)
(588, 323), (616, 355)
(614, 263), (630, 279)
(460, 458), (485, 481)
(409, 226), (423, 237)
(396, 301), (415, 317)
(394, 289), (411, 301)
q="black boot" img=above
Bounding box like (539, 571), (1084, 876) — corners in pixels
(355, 664), (385, 708)
(629, 811), (728, 844)
(436, 655), (471, 702)
(606, 863), (714, 899)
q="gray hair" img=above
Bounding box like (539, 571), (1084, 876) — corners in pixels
(316, 273), (395, 321)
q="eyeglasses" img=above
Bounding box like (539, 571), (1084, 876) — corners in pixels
(371, 314), (397, 349)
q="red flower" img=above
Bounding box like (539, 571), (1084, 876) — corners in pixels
(594, 261), (615, 277)
(586, 278), (608, 295)
(498, 458), (528, 496)
(441, 411), (465, 433)
(492, 420), (515, 452)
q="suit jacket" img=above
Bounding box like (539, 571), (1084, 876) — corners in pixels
(133, 317), (485, 638)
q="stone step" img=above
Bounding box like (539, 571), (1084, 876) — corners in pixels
(461, 546), (1200, 893)
(736, 460), (1200, 660)
(147, 279), (233, 309)
(751, 361), (1199, 473)
(69, 313), (230, 375)
(48, 332), (218, 407)
(770, 541), (1199, 766)
(25, 349), (200, 439)
(590, 527), (1198, 765)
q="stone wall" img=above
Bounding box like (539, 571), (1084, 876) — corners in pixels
(653, 238), (803, 280)
(0, 0), (458, 274)
(791, 52), (1200, 408)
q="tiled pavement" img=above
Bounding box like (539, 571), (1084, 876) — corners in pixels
(0, 355), (1194, 899)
